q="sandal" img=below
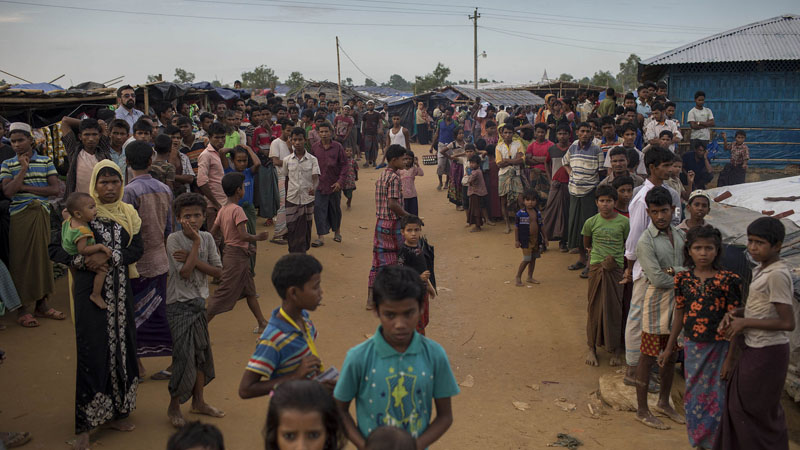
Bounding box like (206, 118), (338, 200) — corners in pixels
(567, 262), (586, 271)
(1, 431), (32, 448)
(333, 235), (342, 243)
(16, 314), (39, 328)
(579, 268), (589, 279)
(150, 370), (172, 381)
(311, 239), (324, 248)
(34, 308), (65, 320)
(270, 237), (287, 245)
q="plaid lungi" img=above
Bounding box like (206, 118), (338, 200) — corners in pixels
(368, 219), (402, 287)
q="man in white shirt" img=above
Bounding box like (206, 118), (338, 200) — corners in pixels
(622, 146), (681, 385)
(686, 90), (715, 150)
(114, 85), (144, 132)
(268, 118), (294, 245)
(279, 127), (319, 254)
(644, 103), (682, 153)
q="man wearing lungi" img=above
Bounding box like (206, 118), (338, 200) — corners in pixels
(310, 122), (347, 248)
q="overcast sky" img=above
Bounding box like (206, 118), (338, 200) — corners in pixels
(0, 0), (796, 88)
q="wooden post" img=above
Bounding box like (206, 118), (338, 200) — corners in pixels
(336, 37), (343, 110)
(144, 86), (150, 116)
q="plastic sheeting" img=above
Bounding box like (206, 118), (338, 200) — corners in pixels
(9, 83), (64, 92)
(705, 176), (800, 227)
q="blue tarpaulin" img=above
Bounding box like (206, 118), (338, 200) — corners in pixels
(10, 83), (64, 92)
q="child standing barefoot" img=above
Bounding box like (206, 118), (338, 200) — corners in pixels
(713, 217), (796, 450)
(265, 380), (345, 450)
(397, 215), (437, 335)
(466, 155), (487, 232)
(62, 192), (112, 310)
(658, 225), (741, 449)
(514, 190), (542, 286)
(398, 150), (423, 216)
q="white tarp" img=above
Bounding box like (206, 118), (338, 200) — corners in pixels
(705, 176), (800, 227)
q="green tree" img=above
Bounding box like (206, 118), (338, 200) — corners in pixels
(241, 65), (279, 89)
(211, 80), (223, 88)
(173, 68), (195, 84)
(146, 74), (161, 83)
(413, 62), (451, 92)
(284, 71), (305, 89)
(344, 77), (353, 86)
(578, 76), (591, 85)
(616, 53), (641, 92)
(558, 73), (575, 82)
(364, 78), (377, 87)
(385, 74), (412, 91)
(590, 70), (620, 89)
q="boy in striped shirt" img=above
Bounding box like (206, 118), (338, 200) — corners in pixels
(238, 254), (332, 398)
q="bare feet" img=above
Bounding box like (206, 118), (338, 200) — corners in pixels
(653, 403), (685, 424)
(470, 227), (481, 232)
(73, 432), (90, 450)
(107, 419), (135, 432)
(168, 407), (186, 429)
(504, 227), (512, 234)
(610, 353), (624, 367)
(487, 220), (496, 226)
(636, 411), (670, 430)
(525, 278), (540, 284)
(515, 277), (523, 287)
(585, 349), (599, 366)
(89, 293), (107, 310)
(191, 402), (225, 418)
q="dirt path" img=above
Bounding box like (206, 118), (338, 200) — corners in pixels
(1, 143), (798, 449)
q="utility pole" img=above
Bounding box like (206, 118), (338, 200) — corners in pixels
(469, 8), (480, 90)
(336, 36), (343, 109)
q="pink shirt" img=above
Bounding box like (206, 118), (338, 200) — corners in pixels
(214, 203), (249, 249)
(526, 140), (552, 171)
(197, 145), (227, 207)
(398, 166), (423, 199)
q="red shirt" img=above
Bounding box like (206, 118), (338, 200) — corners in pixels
(526, 140), (553, 171)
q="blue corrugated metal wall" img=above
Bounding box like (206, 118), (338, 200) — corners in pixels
(668, 70), (800, 166)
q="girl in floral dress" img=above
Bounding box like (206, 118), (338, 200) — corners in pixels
(343, 146), (358, 209)
(657, 225), (742, 449)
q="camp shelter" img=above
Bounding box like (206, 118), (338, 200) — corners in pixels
(439, 86), (544, 108)
(638, 14), (800, 166)
(286, 81), (372, 104)
(0, 82), (117, 127)
(518, 80), (609, 100)
(385, 91), (451, 140)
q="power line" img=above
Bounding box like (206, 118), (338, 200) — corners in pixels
(479, 26), (632, 54)
(192, 0), (466, 17)
(337, 41), (378, 84)
(479, 25), (666, 50)
(0, 0), (470, 27)
(480, 13), (713, 34)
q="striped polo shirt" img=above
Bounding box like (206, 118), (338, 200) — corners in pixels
(0, 151), (57, 215)
(562, 141), (604, 197)
(245, 307), (319, 380)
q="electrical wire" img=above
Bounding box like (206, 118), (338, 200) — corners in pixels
(479, 25), (666, 49)
(337, 41), (378, 84)
(479, 26), (633, 54)
(0, 0), (470, 27)
(190, 0), (466, 17)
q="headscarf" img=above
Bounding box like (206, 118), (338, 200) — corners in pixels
(90, 160), (142, 278)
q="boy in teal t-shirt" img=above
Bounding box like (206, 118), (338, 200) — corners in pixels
(335, 265), (459, 448)
(581, 184), (629, 368)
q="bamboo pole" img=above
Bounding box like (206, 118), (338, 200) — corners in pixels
(48, 74), (65, 84)
(0, 69), (32, 84)
(336, 37), (343, 110)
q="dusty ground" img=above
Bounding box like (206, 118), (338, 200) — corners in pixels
(1, 143), (799, 449)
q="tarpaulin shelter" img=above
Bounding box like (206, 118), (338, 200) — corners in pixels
(287, 81), (372, 104)
(386, 91), (451, 139)
(439, 86), (544, 107)
(0, 82), (117, 127)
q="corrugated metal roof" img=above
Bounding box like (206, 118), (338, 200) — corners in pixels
(443, 86), (544, 106)
(641, 14), (800, 66)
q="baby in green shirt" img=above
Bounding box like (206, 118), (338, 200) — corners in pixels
(62, 192), (112, 310)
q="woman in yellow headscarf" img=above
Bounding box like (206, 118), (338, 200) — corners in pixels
(53, 160), (143, 448)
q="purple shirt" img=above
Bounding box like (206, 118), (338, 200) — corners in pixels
(123, 174), (173, 277)
(310, 140), (348, 195)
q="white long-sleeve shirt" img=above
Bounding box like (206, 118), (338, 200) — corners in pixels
(625, 179), (681, 281)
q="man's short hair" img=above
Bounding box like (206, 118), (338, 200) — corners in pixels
(645, 186), (673, 207)
(167, 421), (224, 450)
(221, 172), (244, 197)
(109, 119), (130, 133)
(116, 85), (134, 98)
(79, 118), (102, 134)
(609, 146), (628, 160)
(385, 144), (406, 162)
(595, 184), (618, 201)
(747, 217), (785, 246)
(207, 122), (227, 137)
(271, 254), (323, 299)
(154, 134), (172, 155)
(173, 192), (207, 217)
(133, 118), (153, 134)
(612, 175), (634, 191)
(373, 265), (425, 308)
(126, 140), (154, 170)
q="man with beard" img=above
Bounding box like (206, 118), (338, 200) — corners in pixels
(114, 85), (144, 131)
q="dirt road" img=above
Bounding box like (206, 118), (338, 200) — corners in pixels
(1, 143), (798, 449)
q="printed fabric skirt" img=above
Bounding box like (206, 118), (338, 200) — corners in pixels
(206, 245), (257, 316)
(368, 219), (402, 287)
(447, 163), (464, 207)
(683, 338), (728, 450)
(131, 273), (173, 358)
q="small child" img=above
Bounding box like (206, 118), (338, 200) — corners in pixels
(714, 217), (796, 449)
(719, 130), (749, 186)
(206, 172), (269, 329)
(224, 145), (261, 273)
(239, 254), (331, 398)
(167, 421), (225, 450)
(365, 426), (416, 450)
(343, 146), (358, 209)
(334, 265), (459, 449)
(679, 190), (710, 231)
(62, 192), (112, 310)
(280, 127), (320, 253)
(166, 193), (225, 428)
(634, 186), (686, 430)
(582, 185), (630, 367)
(665, 153), (689, 203)
(466, 155), (487, 232)
(514, 189), (542, 286)
(612, 175), (634, 217)
(151, 133), (176, 192)
(658, 225), (742, 449)
(264, 380), (345, 450)
(398, 150), (423, 216)
(397, 215), (436, 335)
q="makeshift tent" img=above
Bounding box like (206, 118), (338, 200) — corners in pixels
(0, 83), (117, 127)
(439, 86), (544, 107)
(287, 81), (372, 103)
(386, 91), (451, 140)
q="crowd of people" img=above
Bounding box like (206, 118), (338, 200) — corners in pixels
(0, 78), (794, 450)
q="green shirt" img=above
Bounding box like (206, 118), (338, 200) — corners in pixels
(582, 213), (629, 268)
(333, 326), (460, 439)
(61, 220), (95, 255)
